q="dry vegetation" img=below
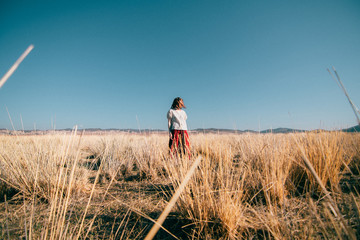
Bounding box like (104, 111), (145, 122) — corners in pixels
(0, 130), (359, 239)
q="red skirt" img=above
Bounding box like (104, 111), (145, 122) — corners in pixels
(169, 130), (190, 155)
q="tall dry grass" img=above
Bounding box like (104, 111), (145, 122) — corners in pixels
(163, 132), (360, 239)
(0, 131), (359, 239)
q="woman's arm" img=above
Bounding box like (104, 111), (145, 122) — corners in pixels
(168, 119), (172, 139)
(167, 110), (172, 139)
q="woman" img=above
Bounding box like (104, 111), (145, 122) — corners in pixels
(167, 97), (190, 156)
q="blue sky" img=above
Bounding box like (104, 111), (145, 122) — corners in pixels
(1, 0), (360, 131)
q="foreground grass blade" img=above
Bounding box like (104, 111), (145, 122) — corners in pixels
(0, 45), (34, 88)
(327, 67), (360, 125)
(145, 156), (202, 240)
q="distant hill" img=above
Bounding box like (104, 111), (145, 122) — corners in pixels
(342, 124), (360, 132)
(191, 128), (256, 134)
(260, 128), (306, 134)
(1, 125), (359, 135)
(71, 125), (360, 134)
(193, 128), (308, 134)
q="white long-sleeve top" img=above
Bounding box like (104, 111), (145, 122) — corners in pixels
(167, 109), (188, 130)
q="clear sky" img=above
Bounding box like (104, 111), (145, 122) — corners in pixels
(1, 0), (360, 131)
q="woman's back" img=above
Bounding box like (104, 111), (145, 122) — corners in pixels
(167, 108), (187, 130)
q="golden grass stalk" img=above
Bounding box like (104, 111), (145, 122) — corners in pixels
(0, 45), (34, 88)
(328, 67), (360, 125)
(144, 156), (202, 240)
(75, 149), (103, 240)
(4, 195), (10, 240)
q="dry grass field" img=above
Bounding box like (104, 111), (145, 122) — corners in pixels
(0, 130), (359, 239)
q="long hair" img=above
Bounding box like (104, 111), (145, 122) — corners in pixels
(171, 97), (186, 109)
